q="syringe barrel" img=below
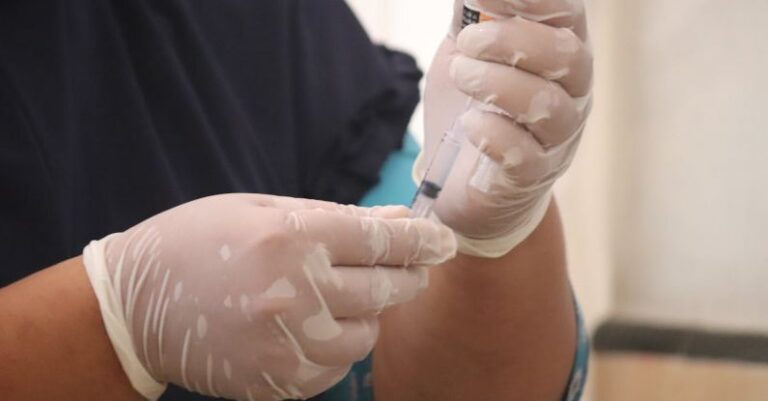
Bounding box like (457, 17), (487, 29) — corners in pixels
(409, 124), (466, 218)
(410, 0), (498, 217)
(423, 126), (464, 188)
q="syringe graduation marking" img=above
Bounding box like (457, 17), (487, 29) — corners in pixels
(462, 6), (481, 28)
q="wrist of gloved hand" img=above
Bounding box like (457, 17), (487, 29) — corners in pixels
(454, 192), (552, 258)
(83, 236), (167, 400)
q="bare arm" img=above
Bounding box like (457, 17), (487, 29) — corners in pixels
(374, 200), (576, 400)
(0, 257), (142, 401)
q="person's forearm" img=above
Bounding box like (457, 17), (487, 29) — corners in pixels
(374, 200), (576, 401)
(0, 257), (143, 401)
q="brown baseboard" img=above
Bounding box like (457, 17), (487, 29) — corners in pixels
(594, 320), (768, 364)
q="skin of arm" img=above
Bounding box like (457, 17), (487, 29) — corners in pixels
(0, 257), (143, 401)
(374, 199), (577, 401)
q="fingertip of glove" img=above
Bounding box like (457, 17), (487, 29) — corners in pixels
(432, 222), (459, 264)
(456, 22), (501, 58)
(442, 227), (459, 261)
(369, 205), (411, 219)
(449, 55), (487, 95)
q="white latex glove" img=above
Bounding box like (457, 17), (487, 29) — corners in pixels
(83, 194), (456, 401)
(416, 0), (593, 258)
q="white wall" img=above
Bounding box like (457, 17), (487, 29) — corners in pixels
(553, 0), (615, 333)
(345, 1), (452, 69)
(346, 1), (453, 143)
(609, 0), (768, 333)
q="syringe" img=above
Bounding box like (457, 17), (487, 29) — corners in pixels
(410, 102), (472, 218)
(411, 2), (496, 218)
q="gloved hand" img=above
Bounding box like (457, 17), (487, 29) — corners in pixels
(417, 0), (593, 258)
(83, 194), (456, 401)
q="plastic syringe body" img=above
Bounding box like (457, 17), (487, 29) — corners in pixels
(410, 1), (494, 218)
(410, 107), (471, 218)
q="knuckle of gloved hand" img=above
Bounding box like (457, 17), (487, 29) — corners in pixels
(521, 87), (570, 138)
(458, 109), (551, 186)
(461, 108), (533, 164)
(554, 28), (580, 65)
(250, 296), (294, 323)
(505, 150), (548, 185)
(462, 110), (507, 162)
(254, 214), (302, 250)
(549, 97), (581, 142)
(456, 21), (503, 60)
(505, 140), (541, 171)
(554, 29), (592, 95)
(359, 217), (395, 264)
(450, 55), (491, 99)
(499, 139), (545, 183)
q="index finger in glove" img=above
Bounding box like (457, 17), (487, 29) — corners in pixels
(471, 0), (588, 40)
(286, 209), (458, 267)
(457, 17), (593, 97)
(243, 194), (410, 219)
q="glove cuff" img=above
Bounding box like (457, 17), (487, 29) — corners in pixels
(456, 193), (553, 258)
(83, 236), (167, 400)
